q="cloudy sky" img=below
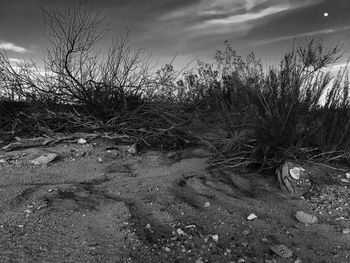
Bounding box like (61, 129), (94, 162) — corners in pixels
(0, 0), (349, 69)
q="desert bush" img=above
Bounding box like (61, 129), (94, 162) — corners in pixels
(200, 40), (349, 171)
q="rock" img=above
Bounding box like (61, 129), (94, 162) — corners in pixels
(164, 247), (171, 252)
(195, 258), (204, 263)
(127, 144), (137, 155)
(270, 244), (293, 258)
(247, 213), (257, 221)
(342, 228), (350, 234)
(176, 228), (185, 235)
(204, 202), (211, 208)
(145, 224), (151, 229)
(77, 138), (87, 144)
(211, 234), (219, 242)
(294, 259), (302, 263)
(0, 159), (6, 164)
(238, 259), (246, 263)
(289, 167), (301, 180)
(346, 172), (350, 179)
(98, 158), (103, 163)
(30, 153), (57, 165)
(295, 211), (318, 224)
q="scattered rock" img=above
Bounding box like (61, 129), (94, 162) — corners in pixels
(204, 201), (211, 208)
(127, 144), (137, 155)
(270, 244), (293, 258)
(342, 228), (350, 234)
(294, 259), (302, 263)
(247, 213), (257, 221)
(211, 234), (219, 242)
(238, 258), (246, 263)
(295, 211), (318, 224)
(145, 224), (151, 229)
(176, 228), (185, 235)
(0, 159), (6, 164)
(98, 158), (103, 163)
(164, 247), (171, 252)
(346, 172), (350, 179)
(77, 138), (87, 144)
(30, 153), (57, 165)
(195, 258), (204, 263)
(289, 167), (301, 180)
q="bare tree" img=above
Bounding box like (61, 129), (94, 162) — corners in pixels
(41, 1), (152, 113)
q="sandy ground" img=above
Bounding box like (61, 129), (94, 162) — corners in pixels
(0, 139), (350, 263)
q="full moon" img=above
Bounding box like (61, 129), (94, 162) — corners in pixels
(324, 12), (329, 17)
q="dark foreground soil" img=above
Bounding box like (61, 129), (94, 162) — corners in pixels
(0, 139), (350, 263)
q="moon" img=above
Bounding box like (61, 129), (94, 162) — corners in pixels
(323, 12), (329, 17)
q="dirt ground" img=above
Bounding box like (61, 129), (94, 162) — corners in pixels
(0, 138), (350, 263)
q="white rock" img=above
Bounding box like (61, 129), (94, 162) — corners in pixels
(289, 167), (301, 180)
(238, 259), (246, 263)
(0, 159), (6, 164)
(342, 228), (350, 234)
(247, 213), (257, 221)
(77, 138), (87, 144)
(204, 202), (211, 208)
(346, 172), (350, 179)
(164, 247), (171, 252)
(295, 211), (318, 224)
(176, 228), (185, 235)
(30, 153), (57, 165)
(98, 158), (103, 163)
(211, 234), (219, 242)
(145, 223), (151, 229)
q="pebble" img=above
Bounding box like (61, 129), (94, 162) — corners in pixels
(0, 159), (6, 164)
(98, 158), (103, 163)
(195, 258), (204, 263)
(176, 228), (185, 235)
(238, 259), (246, 263)
(164, 247), (171, 252)
(346, 172), (350, 179)
(145, 224), (151, 229)
(247, 213), (257, 221)
(270, 244), (293, 258)
(342, 228), (350, 234)
(18, 225), (24, 228)
(294, 259), (302, 263)
(77, 138), (87, 144)
(204, 202), (210, 208)
(211, 234), (219, 242)
(127, 145), (137, 155)
(295, 211), (318, 224)
(242, 230), (250, 235)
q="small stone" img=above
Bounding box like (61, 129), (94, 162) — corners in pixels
(18, 225), (24, 228)
(270, 244), (293, 258)
(294, 259), (302, 263)
(342, 228), (350, 234)
(241, 242), (248, 247)
(185, 224), (196, 229)
(176, 228), (185, 235)
(262, 237), (268, 243)
(30, 153), (57, 165)
(145, 224), (151, 229)
(238, 258), (246, 263)
(24, 209), (32, 214)
(295, 211), (318, 224)
(164, 247), (171, 252)
(289, 167), (301, 180)
(195, 258), (204, 263)
(204, 202), (211, 208)
(346, 172), (350, 179)
(211, 234), (219, 242)
(247, 213), (257, 221)
(98, 158), (103, 163)
(0, 159), (6, 164)
(77, 138), (87, 144)
(127, 144), (137, 155)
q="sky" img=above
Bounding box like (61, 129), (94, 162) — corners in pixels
(0, 0), (349, 70)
